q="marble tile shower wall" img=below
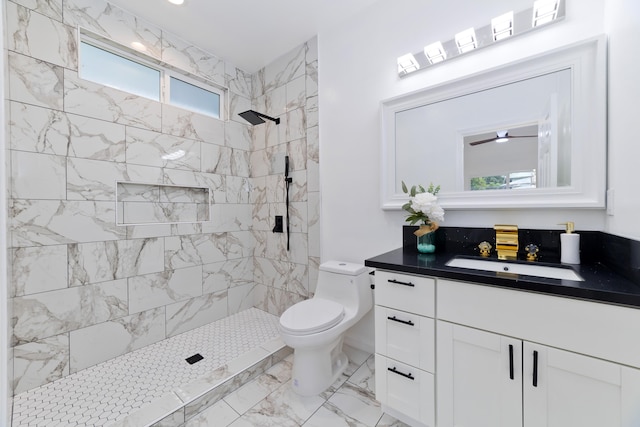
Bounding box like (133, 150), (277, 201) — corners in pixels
(4, 0), (278, 396)
(249, 38), (320, 318)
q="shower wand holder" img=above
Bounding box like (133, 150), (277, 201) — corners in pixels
(273, 215), (284, 233)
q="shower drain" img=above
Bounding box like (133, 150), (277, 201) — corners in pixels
(185, 353), (204, 365)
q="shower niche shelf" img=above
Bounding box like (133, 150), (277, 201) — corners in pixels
(116, 181), (211, 226)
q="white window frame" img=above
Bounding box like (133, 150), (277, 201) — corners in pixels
(78, 29), (226, 120)
(164, 72), (222, 119)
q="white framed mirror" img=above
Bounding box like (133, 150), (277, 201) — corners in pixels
(381, 35), (607, 209)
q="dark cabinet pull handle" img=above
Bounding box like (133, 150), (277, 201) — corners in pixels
(533, 350), (539, 387)
(387, 279), (415, 287)
(388, 366), (415, 380)
(387, 316), (415, 326)
(509, 344), (514, 380)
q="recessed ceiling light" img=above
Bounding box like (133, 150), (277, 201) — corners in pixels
(168, 0), (184, 5)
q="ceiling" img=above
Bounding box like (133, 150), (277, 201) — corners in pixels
(106, 0), (380, 74)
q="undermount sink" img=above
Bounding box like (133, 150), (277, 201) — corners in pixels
(446, 256), (584, 281)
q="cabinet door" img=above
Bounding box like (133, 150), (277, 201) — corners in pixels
(524, 342), (640, 427)
(437, 322), (522, 427)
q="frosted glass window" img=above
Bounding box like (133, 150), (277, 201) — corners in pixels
(80, 41), (160, 101)
(170, 77), (220, 118)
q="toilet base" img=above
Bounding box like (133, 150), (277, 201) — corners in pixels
(290, 336), (348, 396)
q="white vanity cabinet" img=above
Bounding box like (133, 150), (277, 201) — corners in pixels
(437, 279), (640, 427)
(372, 269), (640, 427)
(374, 270), (436, 427)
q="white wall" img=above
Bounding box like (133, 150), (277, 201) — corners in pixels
(318, 0), (614, 346)
(605, 0), (640, 240)
(319, 0), (608, 264)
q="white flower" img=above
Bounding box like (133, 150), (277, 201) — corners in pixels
(409, 191), (445, 223)
(410, 192), (437, 213)
(402, 182), (444, 225)
(427, 204), (445, 222)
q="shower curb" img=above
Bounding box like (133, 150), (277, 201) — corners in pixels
(112, 341), (291, 427)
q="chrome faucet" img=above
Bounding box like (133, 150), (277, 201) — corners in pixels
(494, 224), (519, 260)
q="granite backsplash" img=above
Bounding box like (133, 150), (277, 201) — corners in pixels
(402, 226), (640, 286)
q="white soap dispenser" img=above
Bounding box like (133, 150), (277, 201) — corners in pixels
(559, 221), (580, 264)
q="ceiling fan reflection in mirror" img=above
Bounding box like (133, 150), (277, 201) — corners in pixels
(469, 130), (537, 146)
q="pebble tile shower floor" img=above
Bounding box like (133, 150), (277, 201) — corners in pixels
(11, 308), (282, 426)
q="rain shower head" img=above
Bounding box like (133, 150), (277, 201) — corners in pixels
(238, 110), (280, 125)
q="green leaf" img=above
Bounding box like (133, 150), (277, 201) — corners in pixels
(410, 186), (416, 197)
(401, 181), (408, 194)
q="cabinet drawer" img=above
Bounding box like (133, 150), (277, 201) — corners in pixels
(375, 306), (434, 372)
(438, 279), (640, 369)
(375, 354), (434, 427)
(375, 270), (435, 317)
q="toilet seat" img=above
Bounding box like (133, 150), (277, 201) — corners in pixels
(279, 299), (345, 335)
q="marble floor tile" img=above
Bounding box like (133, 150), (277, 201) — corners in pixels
(348, 354), (376, 394)
(184, 400), (240, 427)
(375, 413), (413, 427)
(304, 405), (369, 427)
(318, 369), (351, 401)
(235, 381), (325, 427)
(222, 366), (287, 414)
(325, 381), (383, 427)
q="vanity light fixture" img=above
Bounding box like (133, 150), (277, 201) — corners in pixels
(455, 28), (477, 54)
(492, 11), (514, 41)
(396, 0), (564, 77)
(397, 53), (420, 75)
(533, 0), (560, 27)
(424, 42), (447, 64)
(167, 0), (184, 5)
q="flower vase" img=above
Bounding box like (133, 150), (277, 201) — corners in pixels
(415, 224), (437, 254)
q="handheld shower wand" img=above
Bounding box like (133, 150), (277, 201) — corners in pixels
(285, 156), (292, 251)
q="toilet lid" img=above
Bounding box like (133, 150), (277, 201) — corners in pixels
(279, 299), (345, 335)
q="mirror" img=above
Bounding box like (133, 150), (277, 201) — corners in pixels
(381, 35), (607, 209)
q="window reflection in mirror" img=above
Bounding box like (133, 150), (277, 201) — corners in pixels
(464, 124), (541, 191)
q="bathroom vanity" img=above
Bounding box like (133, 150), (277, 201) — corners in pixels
(366, 242), (640, 427)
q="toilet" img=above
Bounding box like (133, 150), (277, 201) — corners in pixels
(279, 260), (373, 396)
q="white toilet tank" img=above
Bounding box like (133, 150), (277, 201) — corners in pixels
(314, 261), (371, 314)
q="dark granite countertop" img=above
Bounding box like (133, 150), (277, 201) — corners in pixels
(365, 247), (640, 309)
